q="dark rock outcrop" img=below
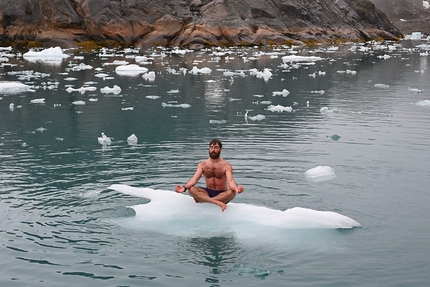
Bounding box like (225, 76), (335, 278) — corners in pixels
(371, 0), (430, 36)
(0, 0), (402, 49)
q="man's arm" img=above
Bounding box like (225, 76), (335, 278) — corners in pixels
(225, 164), (244, 193)
(175, 162), (204, 193)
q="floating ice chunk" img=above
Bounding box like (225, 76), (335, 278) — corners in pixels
(267, 105), (293, 113)
(127, 134), (138, 145)
(64, 77), (78, 81)
(162, 102), (191, 108)
(121, 107), (134, 111)
(9, 103), (14, 112)
(320, 107), (341, 114)
(66, 86), (97, 94)
(98, 132), (112, 146)
(30, 98), (45, 104)
(374, 83), (389, 88)
(282, 55), (324, 63)
(100, 85), (121, 94)
(94, 73), (110, 79)
(304, 166), (336, 182)
(405, 32), (422, 40)
(415, 100), (430, 107)
(36, 127), (48, 132)
(167, 89), (179, 94)
(189, 66), (212, 74)
(69, 63), (93, 71)
(311, 90), (325, 94)
(0, 81), (31, 94)
(209, 119), (227, 124)
(72, 100), (85, 105)
(248, 114), (266, 121)
(409, 87), (423, 93)
(146, 95), (160, 99)
(272, 89), (290, 97)
(115, 64), (148, 76)
(142, 71), (156, 81)
(23, 47), (69, 63)
(250, 68), (272, 82)
(104, 60), (129, 66)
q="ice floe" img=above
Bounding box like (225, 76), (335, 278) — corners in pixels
(23, 47), (69, 63)
(0, 81), (31, 94)
(304, 166), (336, 182)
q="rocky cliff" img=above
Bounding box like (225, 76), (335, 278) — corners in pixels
(0, 0), (402, 50)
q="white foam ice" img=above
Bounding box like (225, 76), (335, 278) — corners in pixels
(142, 71), (156, 81)
(249, 68), (272, 82)
(304, 166), (336, 182)
(127, 134), (138, 145)
(189, 66), (212, 74)
(0, 81), (31, 94)
(66, 86), (97, 94)
(98, 132), (112, 146)
(267, 104), (293, 113)
(100, 85), (122, 94)
(30, 98), (45, 104)
(115, 64), (149, 76)
(415, 100), (430, 107)
(23, 47), (69, 63)
(109, 184), (361, 235)
(162, 102), (191, 108)
(282, 55), (324, 63)
(272, 89), (290, 97)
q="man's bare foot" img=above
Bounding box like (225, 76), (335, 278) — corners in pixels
(216, 201), (227, 212)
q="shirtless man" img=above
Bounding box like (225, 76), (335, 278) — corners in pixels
(175, 139), (244, 211)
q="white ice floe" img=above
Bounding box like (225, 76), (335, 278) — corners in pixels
(142, 71), (156, 81)
(304, 166), (336, 182)
(66, 86), (97, 94)
(374, 83), (389, 89)
(248, 114), (266, 121)
(100, 85), (122, 94)
(68, 63), (93, 71)
(405, 32), (423, 40)
(98, 132), (112, 146)
(104, 60), (129, 66)
(189, 66), (212, 75)
(0, 81), (31, 94)
(267, 105), (293, 112)
(23, 47), (69, 63)
(272, 89), (290, 97)
(162, 102), (191, 108)
(282, 55), (324, 63)
(127, 134), (138, 145)
(115, 64), (148, 76)
(72, 100), (85, 105)
(249, 68), (272, 82)
(311, 90), (325, 94)
(409, 87), (423, 93)
(320, 107), (341, 114)
(30, 98), (45, 104)
(146, 95), (160, 100)
(415, 100), (430, 107)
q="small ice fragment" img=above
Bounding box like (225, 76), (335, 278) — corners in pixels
(100, 85), (121, 94)
(415, 100), (430, 107)
(30, 98), (45, 104)
(304, 166), (336, 182)
(209, 120), (227, 124)
(127, 134), (138, 145)
(72, 100), (85, 105)
(161, 102), (191, 108)
(267, 105), (293, 113)
(248, 114), (266, 121)
(374, 83), (389, 88)
(272, 89), (290, 97)
(98, 132), (112, 146)
(142, 71), (156, 81)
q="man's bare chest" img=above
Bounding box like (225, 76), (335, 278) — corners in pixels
(203, 165), (224, 179)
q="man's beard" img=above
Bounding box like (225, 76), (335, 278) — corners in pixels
(209, 151), (220, 159)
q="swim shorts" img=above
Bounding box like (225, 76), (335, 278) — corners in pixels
(202, 187), (226, 198)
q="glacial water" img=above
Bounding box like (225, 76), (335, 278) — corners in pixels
(1, 39), (430, 287)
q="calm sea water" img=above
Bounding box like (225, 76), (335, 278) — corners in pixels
(1, 40), (430, 286)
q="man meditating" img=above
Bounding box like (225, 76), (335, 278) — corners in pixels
(175, 139), (244, 211)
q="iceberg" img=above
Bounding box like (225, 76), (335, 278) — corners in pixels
(100, 85), (122, 94)
(267, 105), (293, 113)
(0, 81), (31, 94)
(115, 64), (148, 76)
(23, 47), (69, 63)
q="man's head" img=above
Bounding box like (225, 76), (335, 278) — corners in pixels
(209, 138), (222, 159)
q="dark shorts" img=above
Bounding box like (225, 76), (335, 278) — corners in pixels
(202, 187), (227, 198)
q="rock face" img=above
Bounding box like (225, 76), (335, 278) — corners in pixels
(371, 0), (430, 36)
(0, 0), (402, 49)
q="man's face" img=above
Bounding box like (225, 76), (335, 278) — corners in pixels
(209, 144), (221, 159)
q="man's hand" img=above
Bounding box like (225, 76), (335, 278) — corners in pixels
(235, 185), (244, 194)
(175, 185), (186, 193)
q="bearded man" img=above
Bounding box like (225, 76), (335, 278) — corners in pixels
(175, 139), (245, 211)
